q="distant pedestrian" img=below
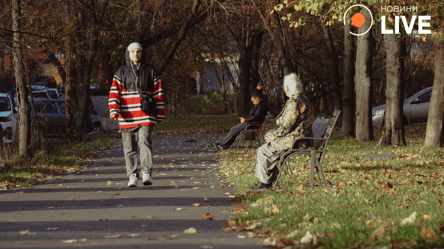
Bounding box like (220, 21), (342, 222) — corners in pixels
(108, 42), (165, 187)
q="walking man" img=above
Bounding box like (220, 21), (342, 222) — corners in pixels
(108, 42), (165, 187)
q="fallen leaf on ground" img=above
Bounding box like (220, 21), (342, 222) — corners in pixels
(184, 227), (197, 234)
(300, 231), (314, 244)
(420, 227), (436, 240)
(63, 239), (77, 243)
(127, 215), (135, 218)
(19, 207), (29, 210)
(193, 203), (202, 207)
(203, 212), (213, 220)
(371, 225), (385, 241)
(104, 234), (123, 238)
(227, 220), (237, 227)
(146, 216), (155, 219)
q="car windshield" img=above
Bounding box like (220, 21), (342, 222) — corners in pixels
(34, 100), (58, 114)
(47, 90), (58, 99)
(0, 97), (11, 111)
(33, 92), (48, 98)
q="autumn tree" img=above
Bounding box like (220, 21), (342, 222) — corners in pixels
(12, 0), (32, 157)
(422, 1), (444, 147)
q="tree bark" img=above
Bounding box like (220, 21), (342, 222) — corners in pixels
(249, 31), (264, 111)
(355, 10), (374, 142)
(251, 0), (294, 76)
(379, 34), (406, 146)
(75, 0), (107, 142)
(12, 0), (31, 158)
(320, 18), (342, 112)
(156, 0), (201, 75)
(424, 33), (444, 147)
(342, 21), (355, 137)
(65, 2), (75, 139)
(237, 27), (253, 117)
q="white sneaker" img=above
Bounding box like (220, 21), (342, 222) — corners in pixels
(128, 174), (138, 187)
(142, 173), (152, 186)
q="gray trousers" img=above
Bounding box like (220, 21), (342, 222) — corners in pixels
(218, 122), (249, 149)
(122, 126), (154, 177)
(254, 141), (290, 184)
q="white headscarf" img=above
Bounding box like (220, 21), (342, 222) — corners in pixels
(283, 73), (303, 97)
(127, 42), (142, 51)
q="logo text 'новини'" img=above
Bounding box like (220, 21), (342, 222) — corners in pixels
(344, 5), (431, 36)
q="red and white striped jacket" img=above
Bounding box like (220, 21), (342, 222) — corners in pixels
(109, 58), (165, 129)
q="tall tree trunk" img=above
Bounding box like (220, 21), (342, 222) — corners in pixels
(249, 31), (264, 111)
(320, 18), (342, 112)
(238, 30), (263, 116)
(13, 0), (31, 158)
(65, 3), (75, 139)
(379, 34), (406, 146)
(75, 0), (107, 142)
(238, 27), (253, 117)
(342, 21), (355, 137)
(355, 10), (374, 142)
(424, 33), (444, 147)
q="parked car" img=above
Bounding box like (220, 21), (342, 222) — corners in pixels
(33, 99), (101, 136)
(32, 88), (62, 99)
(372, 86), (432, 126)
(30, 76), (57, 91)
(0, 92), (18, 143)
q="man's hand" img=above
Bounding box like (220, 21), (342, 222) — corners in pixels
(111, 114), (119, 120)
(240, 117), (245, 123)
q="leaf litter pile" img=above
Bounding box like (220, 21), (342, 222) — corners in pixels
(0, 136), (116, 190)
(219, 126), (444, 248)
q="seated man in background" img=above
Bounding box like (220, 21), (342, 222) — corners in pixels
(210, 92), (268, 150)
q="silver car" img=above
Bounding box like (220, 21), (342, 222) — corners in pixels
(33, 99), (101, 136)
(0, 92), (18, 143)
(372, 86), (432, 126)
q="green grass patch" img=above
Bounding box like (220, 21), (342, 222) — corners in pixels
(0, 136), (115, 189)
(219, 125), (444, 248)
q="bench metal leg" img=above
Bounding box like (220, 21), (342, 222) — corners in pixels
(318, 162), (327, 187)
(286, 160), (293, 175)
(310, 148), (316, 190)
(235, 131), (244, 149)
(273, 156), (288, 190)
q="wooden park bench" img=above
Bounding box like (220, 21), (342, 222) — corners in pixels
(272, 110), (341, 190)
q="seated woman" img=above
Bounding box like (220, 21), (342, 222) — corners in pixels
(254, 73), (314, 190)
(210, 92), (268, 150)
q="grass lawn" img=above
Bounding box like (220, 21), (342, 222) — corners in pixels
(0, 136), (115, 189)
(219, 125), (444, 248)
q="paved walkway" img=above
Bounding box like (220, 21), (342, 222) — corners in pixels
(0, 134), (262, 249)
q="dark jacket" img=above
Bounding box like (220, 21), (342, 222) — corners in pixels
(108, 48), (165, 128)
(244, 101), (268, 126)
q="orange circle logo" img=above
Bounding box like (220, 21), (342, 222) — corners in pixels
(352, 13), (365, 27)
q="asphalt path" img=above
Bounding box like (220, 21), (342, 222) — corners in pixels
(0, 134), (262, 249)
